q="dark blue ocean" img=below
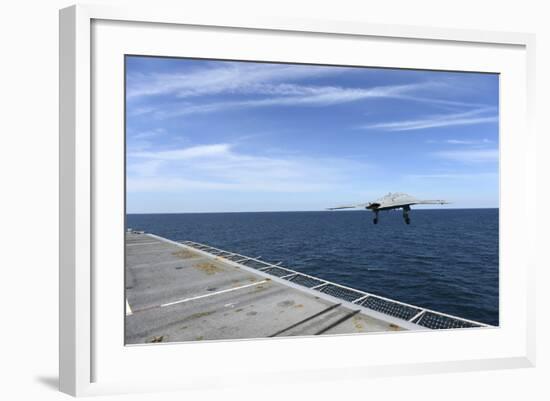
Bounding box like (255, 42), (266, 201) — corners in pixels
(127, 209), (499, 325)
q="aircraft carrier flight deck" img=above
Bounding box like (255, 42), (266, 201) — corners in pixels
(125, 231), (488, 345)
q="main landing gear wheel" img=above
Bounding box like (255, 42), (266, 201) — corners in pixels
(402, 206), (411, 225)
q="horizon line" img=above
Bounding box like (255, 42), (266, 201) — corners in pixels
(126, 207), (499, 215)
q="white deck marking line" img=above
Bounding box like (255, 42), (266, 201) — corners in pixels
(126, 241), (161, 246)
(160, 279), (269, 308)
(126, 299), (133, 316)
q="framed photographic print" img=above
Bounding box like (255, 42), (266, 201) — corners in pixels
(59, 4), (536, 397)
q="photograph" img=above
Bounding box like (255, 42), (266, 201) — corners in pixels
(124, 55), (499, 345)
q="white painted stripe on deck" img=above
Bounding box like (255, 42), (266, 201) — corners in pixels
(126, 299), (133, 316)
(160, 279), (269, 308)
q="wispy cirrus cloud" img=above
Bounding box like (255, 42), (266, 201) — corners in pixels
(433, 149), (499, 163)
(126, 62), (346, 99)
(406, 172), (498, 180)
(127, 61), (484, 119)
(149, 82), (438, 119)
(445, 138), (492, 145)
(127, 143), (371, 193)
(130, 128), (166, 139)
(426, 138), (492, 145)
(360, 108), (498, 131)
(130, 143), (230, 160)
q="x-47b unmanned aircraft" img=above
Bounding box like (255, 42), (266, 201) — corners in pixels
(328, 192), (450, 224)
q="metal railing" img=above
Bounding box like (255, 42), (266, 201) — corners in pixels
(180, 240), (490, 330)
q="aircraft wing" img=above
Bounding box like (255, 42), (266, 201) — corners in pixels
(377, 199), (450, 210)
(327, 203), (369, 210)
(414, 199), (450, 205)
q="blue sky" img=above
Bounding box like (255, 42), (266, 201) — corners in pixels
(126, 56), (499, 213)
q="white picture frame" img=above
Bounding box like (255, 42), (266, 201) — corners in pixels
(59, 4), (536, 397)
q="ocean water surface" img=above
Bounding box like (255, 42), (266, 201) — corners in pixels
(127, 209), (499, 325)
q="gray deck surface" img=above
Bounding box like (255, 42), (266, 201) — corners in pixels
(125, 233), (403, 345)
